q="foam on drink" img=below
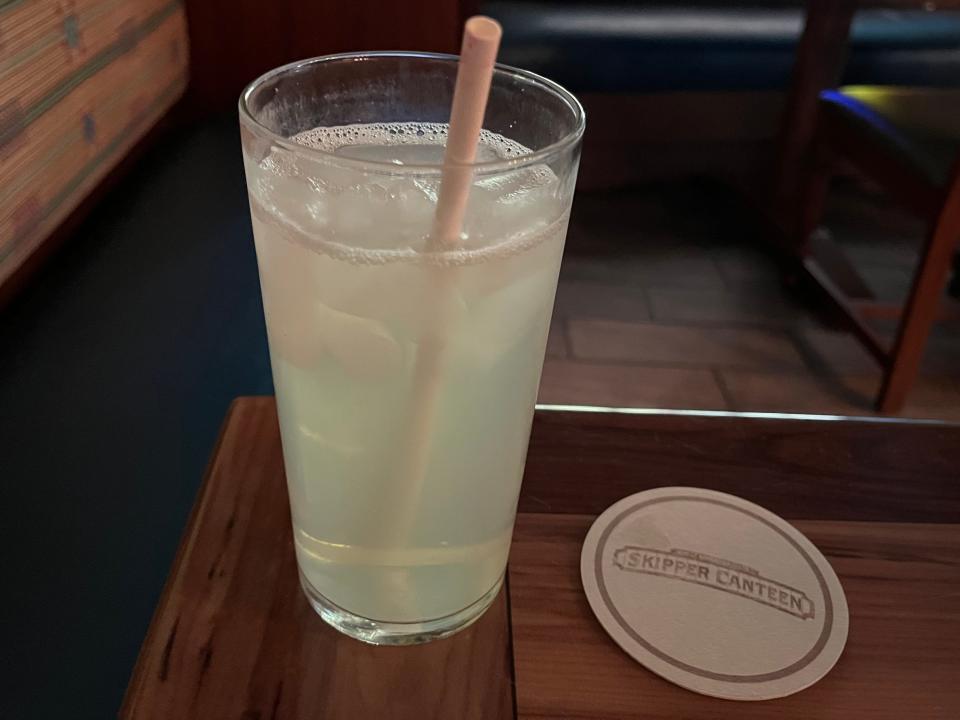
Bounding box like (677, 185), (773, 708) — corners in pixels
(251, 122), (564, 259)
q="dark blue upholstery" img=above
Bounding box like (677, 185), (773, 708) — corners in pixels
(0, 116), (273, 720)
(482, 2), (960, 92)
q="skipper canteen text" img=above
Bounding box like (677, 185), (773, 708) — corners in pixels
(612, 546), (815, 620)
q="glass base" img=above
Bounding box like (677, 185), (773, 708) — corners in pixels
(299, 570), (504, 645)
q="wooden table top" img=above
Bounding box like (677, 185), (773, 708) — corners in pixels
(122, 397), (960, 719)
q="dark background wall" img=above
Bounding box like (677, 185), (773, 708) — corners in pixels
(183, 0), (465, 115)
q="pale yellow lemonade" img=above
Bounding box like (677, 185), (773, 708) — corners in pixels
(244, 122), (570, 622)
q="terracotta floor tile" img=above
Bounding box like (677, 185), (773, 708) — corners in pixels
(839, 238), (920, 268)
(648, 286), (800, 325)
(553, 280), (651, 322)
(719, 370), (877, 415)
(568, 320), (806, 369)
(711, 248), (779, 286)
(532, 183), (960, 421)
(826, 190), (925, 238)
(560, 250), (725, 289)
(858, 265), (913, 303)
(898, 376), (960, 420)
(796, 317), (960, 377)
(637, 251), (727, 288)
(852, 373), (960, 420)
(538, 359), (727, 409)
(720, 369), (960, 420)
(792, 323), (881, 374)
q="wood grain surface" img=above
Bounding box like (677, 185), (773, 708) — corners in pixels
(521, 409), (960, 522)
(509, 513), (960, 719)
(120, 398), (514, 720)
(123, 397), (960, 718)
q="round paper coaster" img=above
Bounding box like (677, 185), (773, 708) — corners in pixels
(580, 487), (848, 701)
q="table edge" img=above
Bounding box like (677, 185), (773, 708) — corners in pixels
(119, 398), (246, 719)
(534, 403), (959, 427)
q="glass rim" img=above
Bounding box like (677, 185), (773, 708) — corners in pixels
(238, 51), (586, 176)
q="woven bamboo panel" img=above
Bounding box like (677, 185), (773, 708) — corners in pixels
(0, 0), (189, 286)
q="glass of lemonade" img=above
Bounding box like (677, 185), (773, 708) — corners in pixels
(239, 52), (584, 644)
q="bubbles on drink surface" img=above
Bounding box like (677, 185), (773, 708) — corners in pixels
(294, 121), (530, 159)
(247, 122), (567, 263)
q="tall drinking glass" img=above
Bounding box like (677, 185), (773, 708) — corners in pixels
(239, 53), (584, 644)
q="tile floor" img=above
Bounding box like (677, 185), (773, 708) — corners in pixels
(539, 181), (960, 421)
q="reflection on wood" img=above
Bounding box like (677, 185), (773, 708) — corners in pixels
(121, 398), (514, 720)
(124, 398), (960, 718)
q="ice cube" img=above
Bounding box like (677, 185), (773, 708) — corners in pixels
(266, 313), (327, 370)
(462, 165), (562, 247)
(252, 148), (328, 234)
(252, 217), (328, 369)
(459, 209), (567, 300)
(462, 263), (556, 367)
(314, 302), (403, 381)
(474, 143), (503, 163)
(324, 176), (436, 250)
(336, 142), (447, 166)
(329, 183), (377, 238)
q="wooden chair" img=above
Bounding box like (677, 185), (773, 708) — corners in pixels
(797, 89), (960, 413)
